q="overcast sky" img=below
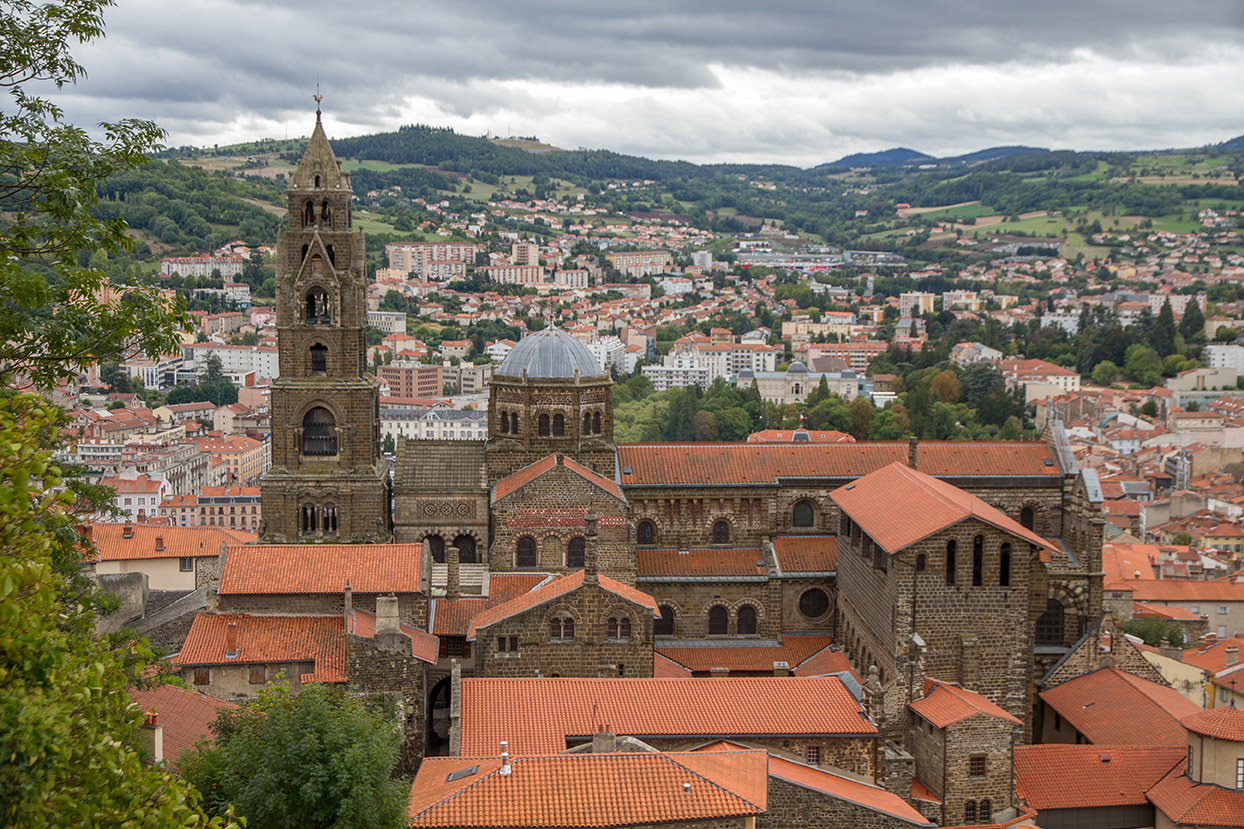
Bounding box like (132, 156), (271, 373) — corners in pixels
(54, 0), (1244, 167)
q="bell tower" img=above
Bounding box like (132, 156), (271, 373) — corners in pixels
(259, 105), (391, 542)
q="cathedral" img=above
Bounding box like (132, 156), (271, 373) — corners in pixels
(255, 116), (1107, 801)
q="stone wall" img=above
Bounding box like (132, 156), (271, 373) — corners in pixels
(940, 716), (1016, 826)
(761, 775), (925, 829)
(642, 580), (783, 641)
(181, 660), (313, 702)
(345, 633), (428, 775)
(487, 375), (615, 485)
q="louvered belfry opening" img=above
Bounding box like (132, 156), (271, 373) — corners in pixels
(302, 406), (338, 456)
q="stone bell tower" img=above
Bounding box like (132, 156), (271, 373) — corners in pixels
(259, 105), (391, 542)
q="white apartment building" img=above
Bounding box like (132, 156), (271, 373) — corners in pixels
(554, 269), (590, 289)
(160, 256), (246, 279)
(1205, 345), (1244, 372)
(478, 264), (544, 285)
(380, 408), (489, 443)
(641, 364), (712, 391)
(181, 343), (280, 381)
(367, 310), (408, 335)
(123, 353), (184, 390)
(386, 242), (479, 277)
(899, 292), (936, 318)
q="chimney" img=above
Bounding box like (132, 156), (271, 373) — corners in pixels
(499, 741), (512, 776)
(154, 535), (164, 552)
(139, 711), (163, 765)
(225, 621), (239, 659)
(592, 724), (617, 754)
(773, 661), (790, 677)
(1228, 645), (1239, 667)
(584, 508), (599, 585)
(122, 518), (134, 539)
(373, 595), (412, 654)
(1159, 637), (1182, 660)
(137, 508), (146, 523)
(908, 436), (918, 469)
(449, 661), (462, 756)
(446, 545), (461, 600)
(710, 667), (730, 679)
(343, 580), (352, 627)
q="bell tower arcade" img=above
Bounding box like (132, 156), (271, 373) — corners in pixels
(259, 106), (391, 542)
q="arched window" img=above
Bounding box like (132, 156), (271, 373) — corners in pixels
(425, 535), (445, 564)
(608, 616), (632, 641)
(313, 173), (322, 188)
(708, 605), (729, 635)
(946, 539), (957, 585)
(500, 412), (509, 433)
(300, 503), (318, 532)
(583, 412), (592, 435)
(516, 536), (537, 568)
(303, 200), (315, 226)
(999, 543), (1012, 587)
(567, 536), (586, 568)
(310, 343), (327, 373)
(552, 414), (565, 437)
(712, 520), (731, 545)
(964, 801), (977, 824)
(792, 500), (815, 528)
(321, 200), (332, 226)
(737, 605), (758, 635)
(454, 534), (477, 564)
(510, 413), (520, 435)
(302, 407), (337, 456)
(915, 553), (927, 571)
(636, 520), (655, 546)
(1036, 599), (1065, 645)
(793, 383), (802, 395)
(1020, 506), (1035, 530)
(979, 800), (992, 822)
(593, 412), (602, 434)
(322, 505), (338, 534)
(538, 414), (550, 437)
(800, 589), (829, 619)
(305, 290), (330, 324)
(654, 605), (675, 636)
(550, 616), (574, 642)
(972, 535), (984, 586)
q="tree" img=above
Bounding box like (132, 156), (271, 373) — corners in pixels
(203, 353), (226, 384)
(1091, 360), (1119, 386)
(928, 369), (961, 405)
(381, 433), (396, 455)
(1124, 344), (1162, 387)
(1172, 532), (1193, 546)
(0, 0), (188, 388)
(1180, 297), (1206, 343)
(848, 396), (874, 440)
(380, 290), (406, 312)
(183, 682), (408, 829)
(1150, 299), (1176, 358)
(692, 409), (719, 441)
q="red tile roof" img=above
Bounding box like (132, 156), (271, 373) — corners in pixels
(1039, 668), (1200, 746)
(636, 547), (766, 579)
(347, 609), (439, 664)
(407, 750), (768, 827)
(219, 543), (422, 595)
(772, 535), (837, 573)
(128, 684), (239, 771)
(1180, 638), (1244, 672)
(1134, 601), (1199, 621)
(910, 679), (1022, 728)
(746, 429), (855, 444)
(84, 522), (254, 562)
(617, 441), (1061, 487)
(792, 648), (859, 682)
(654, 653), (693, 677)
(431, 574), (550, 637)
(460, 677), (876, 756)
(832, 462), (1057, 555)
(694, 740), (931, 825)
(466, 570), (657, 639)
(1148, 763), (1244, 827)
(656, 636), (832, 674)
(1126, 579), (1244, 603)
(1184, 706), (1244, 741)
(1013, 744), (1183, 810)
(179, 613), (345, 683)
(493, 454), (623, 501)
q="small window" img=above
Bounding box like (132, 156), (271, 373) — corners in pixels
(426, 535), (445, 564)
(1236, 758), (1242, 789)
(980, 799), (992, 822)
(712, 520), (731, 544)
(509, 636), (518, 653)
(946, 539), (957, 585)
(454, 534), (477, 564)
(179, 557), (194, 572)
(249, 665), (266, 685)
(1020, 506), (1035, 529)
(915, 553), (926, 572)
(608, 616), (632, 641)
(654, 605), (675, 636)
(792, 500), (815, 527)
(637, 520), (655, 545)
(538, 414), (550, 437)
(800, 589), (829, 619)
(737, 605), (757, 635)
(550, 617), (575, 642)
(500, 412), (509, 433)
(1220, 606), (1230, 615)
(964, 800), (977, 824)
(708, 605), (729, 635)
(972, 535), (984, 586)
(497, 636), (506, 652)
(806, 747), (820, 765)
(593, 412), (602, 434)
(583, 412), (592, 435)
(310, 343), (327, 372)
(517, 536), (537, 568)
(969, 755), (986, 777)
(193, 667), (210, 686)
(552, 414), (565, 437)
(999, 543), (1011, 587)
(567, 536), (586, 569)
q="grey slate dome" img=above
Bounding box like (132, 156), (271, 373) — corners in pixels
(787, 361), (808, 374)
(495, 327), (605, 379)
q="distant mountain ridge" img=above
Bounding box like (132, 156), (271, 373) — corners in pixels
(819, 145), (1048, 169)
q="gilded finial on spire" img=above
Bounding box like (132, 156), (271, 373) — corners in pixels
(314, 83), (322, 121)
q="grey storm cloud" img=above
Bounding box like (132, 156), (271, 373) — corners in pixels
(50, 0), (1244, 163)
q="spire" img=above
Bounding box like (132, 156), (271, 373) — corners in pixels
(292, 102), (346, 192)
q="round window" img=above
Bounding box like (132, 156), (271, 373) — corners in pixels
(800, 588), (830, 619)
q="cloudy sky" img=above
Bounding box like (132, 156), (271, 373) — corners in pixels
(55, 0), (1244, 166)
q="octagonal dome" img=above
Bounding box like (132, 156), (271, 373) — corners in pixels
(495, 327), (606, 379)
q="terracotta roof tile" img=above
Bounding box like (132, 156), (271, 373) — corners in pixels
(493, 454), (623, 502)
(1127, 579), (1244, 602)
(637, 547), (767, 579)
(1039, 668), (1200, 746)
(1148, 763), (1244, 827)
(657, 636), (832, 674)
(910, 679), (1023, 728)
(792, 647), (859, 682)
(654, 653), (693, 677)
(1014, 744), (1183, 809)
(832, 462), (1057, 555)
(128, 684), (239, 771)
(617, 441), (1061, 487)
(408, 750), (768, 827)
(1184, 706), (1244, 741)
(179, 613), (345, 683)
(1134, 601), (1198, 621)
(219, 544), (422, 595)
(460, 677), (875, 756)
(772, 535), (837, 573)
(84, 523), (254, 562)
(431, 574), (550, 637)
(1180, 638), (1244, 672)
(348, 609), (439, 664)
(467, 571), (657, 639)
